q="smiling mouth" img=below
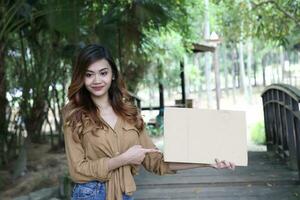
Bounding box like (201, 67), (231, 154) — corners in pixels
(91, 86), (104, 91)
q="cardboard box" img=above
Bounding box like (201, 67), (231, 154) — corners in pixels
(164, 108), (248, 166)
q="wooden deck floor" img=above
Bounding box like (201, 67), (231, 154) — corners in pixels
(134, 152), (300, 200)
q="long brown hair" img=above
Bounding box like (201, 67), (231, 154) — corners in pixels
(63, 44), (144, 142)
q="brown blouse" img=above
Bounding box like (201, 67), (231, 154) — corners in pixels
(63, 114), (176, 200)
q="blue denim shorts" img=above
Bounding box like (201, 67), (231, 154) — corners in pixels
(71, 180), (134, 200)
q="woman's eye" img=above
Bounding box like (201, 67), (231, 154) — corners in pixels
(100, 71), (108, 76)
(85, 73), (93, 77)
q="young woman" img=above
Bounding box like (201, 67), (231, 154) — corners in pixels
(63, 44), (235, 200)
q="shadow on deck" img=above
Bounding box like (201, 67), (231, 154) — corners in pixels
(134, 151), (300, 200)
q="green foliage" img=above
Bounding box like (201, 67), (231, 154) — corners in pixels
(250, 1), (296, 46)
(250, 121), (266, 145)
(2, 0), (300, 169)
(146, 125), (163, 137)
(141, 28), (186, 89)
(146, 113), (164, 137)
(214, 0), (300, 48)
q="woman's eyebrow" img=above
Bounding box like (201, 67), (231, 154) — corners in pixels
(86, 67), (109, 73)
(99, 67), (109, 72)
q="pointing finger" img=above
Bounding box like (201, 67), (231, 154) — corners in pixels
(229, 162), (235, 170)
(215, 158), (221, 168)
(223, 160), (230, 168)
(142, 148), (161, 153)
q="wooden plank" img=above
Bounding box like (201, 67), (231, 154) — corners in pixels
(134, 185), (300, 200)
(134, 152), (300, 199)
(192, 43), (215, 53)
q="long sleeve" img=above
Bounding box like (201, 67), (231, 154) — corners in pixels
(139, 128), (176, 175)
(63, 124), (112, 182)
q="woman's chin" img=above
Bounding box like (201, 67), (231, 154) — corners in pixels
(90, 91), (107, 98)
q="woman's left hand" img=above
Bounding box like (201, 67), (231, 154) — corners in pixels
(210, 159), (235, 170)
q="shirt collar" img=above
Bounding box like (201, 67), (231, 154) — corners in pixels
(122, 119), (140, 133)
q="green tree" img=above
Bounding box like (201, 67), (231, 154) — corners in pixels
(0, 0), (34, 166)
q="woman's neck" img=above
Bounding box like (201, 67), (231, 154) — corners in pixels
(91, 95), (111, 111)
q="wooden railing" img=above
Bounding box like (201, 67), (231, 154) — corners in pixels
(261, 83), (300, 179)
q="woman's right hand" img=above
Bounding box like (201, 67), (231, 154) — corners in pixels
(121, 145), (160, 165)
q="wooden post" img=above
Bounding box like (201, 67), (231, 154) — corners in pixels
(262, 94), (272, 151)
(285, 96), (298, 170)
(293, 115), (300, 180)
(158, 63), (164, 116)
(280, 93), (289, 153)
(180, 61), (186, 106)
(272, 91), (279, 152)
(213, 46), (220, 110)
(159, 83), (164, 115)
(276, 98), (284, 157)
(292, 101), (300, 179)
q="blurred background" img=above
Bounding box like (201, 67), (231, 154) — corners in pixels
(0, 0), (300, 199)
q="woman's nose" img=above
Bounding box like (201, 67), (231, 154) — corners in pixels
(94, 73), (102, 83)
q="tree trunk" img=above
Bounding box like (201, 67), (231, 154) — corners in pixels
(12, 137), (29, 182)
(47, 116), (54, 149)
(234, 46), (240, 89)
(0, 41), (8, 166)
(117, 27), (123, 75)
(287, 51), (292, 84)
(23, 98), (48, 143)
(238, 41), (248, 96)
(194, 54), (202, 98)
(231, 48), (236, 104)
(58, 66), (67, 147)
(262, 55), (266, 86)
(204, 0), (212, 108)
(213, 46), (221, 109)
(246, 38), (252, 104)
(19, 33), (49, 143)
(274, 50), (280, 82)
(158, 63), (164, 117)
(288, 58), (292, 85)
(222, 45), (229, 97)
(253, 61), (257, 86)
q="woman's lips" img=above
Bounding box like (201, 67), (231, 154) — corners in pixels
(91, 86), (104, 91)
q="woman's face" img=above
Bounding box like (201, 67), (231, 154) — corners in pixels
(84, 59), (114, 99)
